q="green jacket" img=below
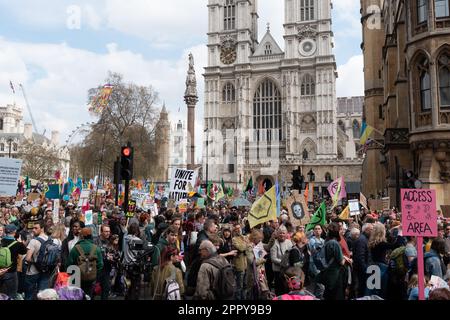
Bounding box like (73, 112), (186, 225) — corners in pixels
(66, 239), (104, 274)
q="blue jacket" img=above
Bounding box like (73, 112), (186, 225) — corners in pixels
(424, 249), (445, 279)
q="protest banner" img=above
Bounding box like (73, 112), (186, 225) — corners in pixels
(0, 158), (22, 196)
(53, 199), (60, 224)
(286, 190), (310, 227)
(401, 188), (437, 301)
(348, 199), (360, 216)
(78, 189), (90, 207)
(169, 169), (197, 202)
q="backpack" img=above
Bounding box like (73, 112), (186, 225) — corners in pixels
(312, 241), (335, 273)
(75, 244), (98, 282)
(206, 259), (236, 300)
(0, 241), (17, 268)
(163, 268), (181, 300)
(280, 246), (301, 272)
(35, 237), (60, 273)
(388, 246), (408, 276)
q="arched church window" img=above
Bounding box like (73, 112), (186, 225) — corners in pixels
(300, 0), (315, 21)
(222, 82), (236, 102)
(301, 74), (315, 96)
(253, 79), (282, 142)
(325, 172), (332, 182)
(438, 51), (450, 108)
(0, 119), (3, 131)
(13, 143), (17, 152)
(224, 0), (236, 30)
(0, 144), (4, 152)
(417, 56), (432, 111)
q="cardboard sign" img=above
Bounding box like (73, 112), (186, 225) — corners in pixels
(28, 192), (41, 202)
(0, 158), (22, 196)
(368, 199), (383, 211)
(348, 199), (360, 216)
(441, 205), (450, 218)
(286, 190), (310, 227)
(359, 192), (368, 210)
(382, 197), (390, 210)
(169, 169), (197, 202)
(401, 189), (437, 237)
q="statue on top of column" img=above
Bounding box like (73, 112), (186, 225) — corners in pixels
(185, 53), (198, 98)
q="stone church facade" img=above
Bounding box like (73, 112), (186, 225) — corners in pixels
(203, 0), (362, 194)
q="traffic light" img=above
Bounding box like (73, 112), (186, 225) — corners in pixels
(291, 167), (304, 191)
(120, 144), (134, 181)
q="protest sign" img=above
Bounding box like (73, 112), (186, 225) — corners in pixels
(178, 199), (188, 213)
(401, 188), (437, 301)
(84, 210), (93, 225)
(441, 205), (450, 218)
(401, 189), (437, 237)
(196, 198), (205, 209)
(126, 200), (136, 218)
(53, 199), (60, 223)
(382, 197), (390, 210)
(78, 189), (90, 207)
(349, 199), (360, 216)
(368, 199), (383, 211)
(286, 190), (310, 227)
(359, 192), (368, 210)
(28, 193), (40, 202)
(0, 158), (22, 196)
(169, 169), (197, 202)
(45, 184), (60, 200)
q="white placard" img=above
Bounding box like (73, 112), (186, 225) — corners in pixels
(53, 199), (60, 223)
(0, 158), (22, 196)
(349, 199), (361, 216)
(78, 189), (90, 207)
(169, 168), (197, 202)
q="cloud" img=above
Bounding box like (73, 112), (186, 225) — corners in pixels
(336, 55), (364, 97)
(0, 37), (207, 149)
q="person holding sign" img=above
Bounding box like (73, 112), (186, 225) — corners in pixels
(424, 238), (447, 280)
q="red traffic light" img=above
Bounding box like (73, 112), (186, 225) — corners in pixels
(122, 147), (131, 157)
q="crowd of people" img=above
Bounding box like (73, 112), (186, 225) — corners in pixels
(0, 192), (450, 301)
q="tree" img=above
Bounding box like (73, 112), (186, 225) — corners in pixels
(71, 72), (161, 180)
(19, 142), (61, 181)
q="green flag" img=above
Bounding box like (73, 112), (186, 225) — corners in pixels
(227, 187), (234, 197)
(245, 177), (253, 192)
(306, 201), (327, 232)
(25, 176), (31, 190)
(221, 178), (226, 193)
(206, 180), (212, 197)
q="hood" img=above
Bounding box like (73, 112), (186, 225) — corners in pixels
(424, 250), (439, 259)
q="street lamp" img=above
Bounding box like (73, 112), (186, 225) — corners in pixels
(308, 169), (315, 182)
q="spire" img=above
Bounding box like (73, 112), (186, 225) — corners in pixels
(184, 53), (198, 100)
(266, 22), (270, 33)
(161, 102), (167, 114)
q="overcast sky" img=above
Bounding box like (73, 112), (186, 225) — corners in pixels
(0, 0), (363, 160)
